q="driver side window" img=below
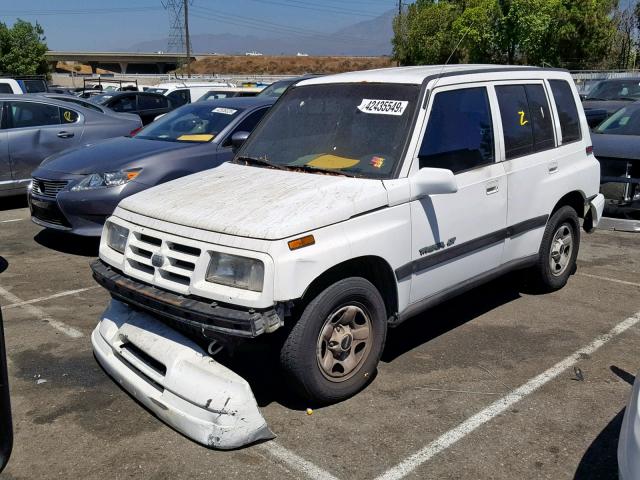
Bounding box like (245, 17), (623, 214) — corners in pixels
(419, 87), (494, 174)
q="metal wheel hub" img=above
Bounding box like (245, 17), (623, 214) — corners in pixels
(317, 305), (372, 382)
(549, 224), (573, 276)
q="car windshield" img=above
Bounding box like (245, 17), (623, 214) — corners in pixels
(135, 103), (244, 142)
(257, 80), (295, 98)
(594, 104), (640, 135)
(238, 83), (420, 178)
(585, 79), (640, 100)
(89, 94), (114, 104)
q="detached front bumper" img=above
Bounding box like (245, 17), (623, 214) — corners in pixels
(91, 259), (281, 338)
(92, 299), (275, 449)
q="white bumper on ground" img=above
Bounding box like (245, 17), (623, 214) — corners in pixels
(91, 299), (275, 449)
(618, 371), (640, 480)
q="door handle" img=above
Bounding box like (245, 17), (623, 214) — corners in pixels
(57, 131), (74, 139)
(485, 180), (499, 195)
(548, 161), (559, 174)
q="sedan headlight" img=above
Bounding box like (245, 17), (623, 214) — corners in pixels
(106, 221), (129, 254)
(206, 252), (264, 292)
(71, 169), (141, 191)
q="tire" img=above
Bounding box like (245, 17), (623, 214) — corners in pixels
(280, 277), (387, 404)
(530, 205), (580, 292)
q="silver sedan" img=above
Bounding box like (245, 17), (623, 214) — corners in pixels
(0, 94), (142, 198)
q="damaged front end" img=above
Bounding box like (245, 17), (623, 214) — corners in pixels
(92, 299), (275, 449)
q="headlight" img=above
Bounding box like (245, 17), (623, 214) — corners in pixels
(206, 252), (264, 292)
(71, 169), (141, 191)
(106, 222), (129, 254)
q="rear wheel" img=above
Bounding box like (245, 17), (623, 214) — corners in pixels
(280, 277), (387, 404)
(530, 205), (580, 292)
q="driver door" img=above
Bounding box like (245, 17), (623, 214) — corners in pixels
(407, 84), (508, 304)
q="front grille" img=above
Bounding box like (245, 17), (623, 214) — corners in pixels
(31, 202), (71, 228)
(31, 178), (69, 199)
(124, 229), (202, 294)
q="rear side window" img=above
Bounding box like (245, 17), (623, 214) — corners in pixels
(138, 95), (168, 110)
(60, 108), (79, 124)
(419, 87), (494, 173)
(110, 96), (136, 112)
(549, 80), (581, 144)
(496, 84), (555, 159)
(0, 83), (13, 94)
(8, 101), (60, 128)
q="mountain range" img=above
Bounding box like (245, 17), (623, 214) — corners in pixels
(127, 10), (395, 56)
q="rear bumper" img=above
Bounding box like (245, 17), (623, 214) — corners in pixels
(92, 299), (275, 449)
(91, 259), (281, 338)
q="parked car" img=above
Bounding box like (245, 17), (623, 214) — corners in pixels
(34, 93), (142, 122)
(0, 95), (141, 198)
(145, 81), (233, 107)
(89, 91), (175, 125)
(89, 65), (604, 449)
(0, 76), (48, 94)
(197, 86), (263, 101)
(618, 371), (640, 480)
(29, 97), (274, 236)
(582, 78), (640, 127)
(591, 103), (640, 222)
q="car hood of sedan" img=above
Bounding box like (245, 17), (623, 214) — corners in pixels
(37, 136), (198, 175)
(592, 133), (640, 161)
(116, 162), (389, 240)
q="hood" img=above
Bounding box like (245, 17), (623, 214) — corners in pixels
(592, 133), (640, 161)
(582, 99), (631, 115)
(38, 136), (197, 174)
(117, 162), (389, 240)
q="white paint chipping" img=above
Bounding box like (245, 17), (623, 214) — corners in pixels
(0, 285), (84, 338)
(2, 286), (99, 310)
(260, 442), (341, 480)
(375, 311), (640, 480)
(0, 218), (23, 224)
(578, 272), (640, 288)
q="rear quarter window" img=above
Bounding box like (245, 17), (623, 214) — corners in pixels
(549, 80), (581, 144)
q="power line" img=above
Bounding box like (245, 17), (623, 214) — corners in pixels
(242, 0), (379, 18)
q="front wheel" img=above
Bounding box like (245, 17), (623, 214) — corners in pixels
(280, 277), (387, 404)
(530, 205), (580, 292)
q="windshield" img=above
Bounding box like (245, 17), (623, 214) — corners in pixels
(586, 79), (640, 101)
(238, 83), (420, 178)
(135, 103), (244, 142)
(595, 104), (640, 135)
(257, 79), (295, 98)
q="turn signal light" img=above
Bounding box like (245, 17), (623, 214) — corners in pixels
(288, 235), (315, 250)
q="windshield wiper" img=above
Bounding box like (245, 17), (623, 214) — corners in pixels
(285, 164), (359, 177)
(235, 155), (287, 170)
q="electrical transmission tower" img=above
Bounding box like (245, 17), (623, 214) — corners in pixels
(162, 0), (192, 76)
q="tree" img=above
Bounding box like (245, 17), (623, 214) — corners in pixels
(0, 19), (48, 75)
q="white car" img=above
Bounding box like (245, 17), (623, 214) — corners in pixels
(90, 65), (605, 448)
(619, 372), (640, 479)
(145, 81), (234, 106)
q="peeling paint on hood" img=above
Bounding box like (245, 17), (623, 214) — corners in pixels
(118, 162), (389, 240)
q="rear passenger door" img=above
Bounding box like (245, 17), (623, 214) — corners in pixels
(6, 101), (84, 182)
(407, 85), (507, 304)
(495, 80), (581, 264)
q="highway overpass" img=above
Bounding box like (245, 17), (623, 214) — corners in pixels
(45, 51), (197, 74)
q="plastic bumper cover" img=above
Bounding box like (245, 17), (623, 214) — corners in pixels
(618, 372), (640, 480)
(92, 299), (275, 449)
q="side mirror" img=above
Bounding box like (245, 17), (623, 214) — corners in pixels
(231, 131), (250, 150)
(410, 167), (458, 199)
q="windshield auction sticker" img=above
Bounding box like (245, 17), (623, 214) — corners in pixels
(357, 99), (408, 116)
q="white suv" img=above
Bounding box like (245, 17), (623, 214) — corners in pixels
(91, 65), (604, 445)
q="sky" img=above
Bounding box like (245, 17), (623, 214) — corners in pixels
(0, 0), (397, 51)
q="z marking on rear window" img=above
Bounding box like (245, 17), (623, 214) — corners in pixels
(357, 99), (408, 116)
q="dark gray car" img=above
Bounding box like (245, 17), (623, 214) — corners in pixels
(582, 78), (640, 127)
(0, 95), (142, 198)
(29, 97), (274, 236)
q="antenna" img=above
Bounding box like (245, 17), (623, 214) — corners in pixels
(432, 22), (474, 90)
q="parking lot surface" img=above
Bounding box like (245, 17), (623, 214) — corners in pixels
(1, 197), (639, 479)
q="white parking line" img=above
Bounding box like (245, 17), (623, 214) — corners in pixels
(2, 286), (99, 310)
(375, 310), (640, 480)
(578, 272), (640, 288)
(0, 285), (84, 338)
(260, 442), (341, 480)
(0, 218), (23, 224)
